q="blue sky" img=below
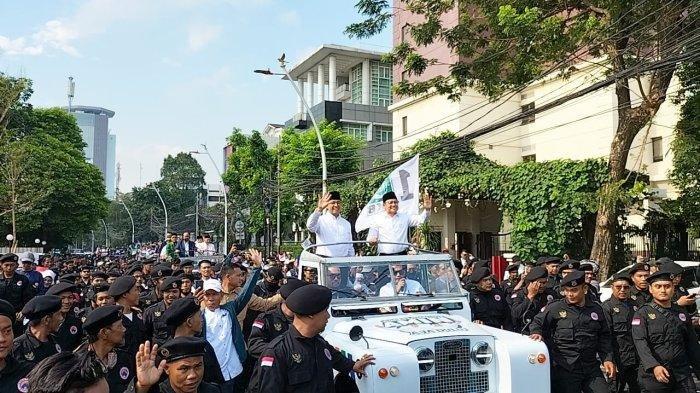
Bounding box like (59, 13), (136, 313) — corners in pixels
(0, 0), (391, 190)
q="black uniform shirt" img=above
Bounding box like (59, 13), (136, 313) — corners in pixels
(125, 377), (222, 393)
(672, 285), (697, 315)
(12, 329), (61, 366)
(250, 325), (355, 393)
(530, 298), (613, 372)
(0, 273), (34, 312)
(76, 347), (135, 393)
(510, 288), (558, 334)
(139, 290), (159, 310)
(601, 296), (638, 368)
(629, 286), (652, 309)
(120, 309), (146, 357)
(143, 301), (169, 346)
(500, 278), (518, 297)
(248, 305), (293, 359)
(0, 354), (32, 393)
(55, 311), (83, 352)
(469, 287), (513, 330)
(631, 302), (700, 379)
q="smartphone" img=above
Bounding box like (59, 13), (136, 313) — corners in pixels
(194, 279), (204, 289)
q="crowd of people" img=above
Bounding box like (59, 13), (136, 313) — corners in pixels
(0, 189), (699, 392)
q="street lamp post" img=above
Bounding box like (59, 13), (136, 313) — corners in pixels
(190, 145), (228, 255)
(119, 200), (135, 244)
(5, 234), (14, 251)
(100, 219), (109, 249)
(151, 185), (169, 240)
(254, 54), (328, 194)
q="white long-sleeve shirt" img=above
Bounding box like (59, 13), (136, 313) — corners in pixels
(204, 307), (242, 381)
(306, 211), (354, 257)
(367, 210), (428, 254)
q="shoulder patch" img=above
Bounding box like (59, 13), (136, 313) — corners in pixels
(17, 377), (29, 393)
(632, 317), (641, 326)
(261, 356), (275, 367)
(253, 320), (264, 329)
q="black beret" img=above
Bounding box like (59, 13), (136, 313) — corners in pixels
(160, 276), (182, 292)
(126, 265), (143, 275)
(524, 266), (548, 282)
(83, 305), (122, 335)
(0, 299), (15, 323)
(506, 263), (520, 272)
(611, 273), (633, 285)
(286, 284), (331, 316)
(629, 263), (650, 276)
(59, 273), (78, 283)
(164, 297), (200, 327)
(80, 265), (93, 271)
(198, 259), (212, 267)
(180, 273), (195, 282)
(560, 270), (585, 288)
(45, 282), (77, 296)
(158, 336), (206, 363)
(469, 267), (491, 284)
(266, 266), (284, 280)
(107, 270), (121, 278)
(152, 265), (173, 278)
(382, 191), (397, 203)
(543, 256), (561, 265)
(660, 262), (683, 275)
(579, 263), (594, 272)
(180, 259), (194, 268)
(329, 191), (341, 201)
(22, 295), (62, 320)
(142, 258), (156, 265)
(535, 256), (547, 266)
(279, 278), (308, 299)
(0, 253), (18, 263)
(108, 276), (136, 297)
(472, 260), (490, 271)
(92, 283), (111, 295)
(656, 256), (674, 265)
(172, 269), (184, 277)
(92, 271), (108, 280)
(559, 260), (580, 271)
(647, 270), (675, 284)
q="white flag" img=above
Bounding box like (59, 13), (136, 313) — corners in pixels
(355, 154), (420, 232)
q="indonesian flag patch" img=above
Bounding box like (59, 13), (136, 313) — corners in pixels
(261, 356), (275, 367)
(632, 317), (641, 326)
(253, 320), (264, 329)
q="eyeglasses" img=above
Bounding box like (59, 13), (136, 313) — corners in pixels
(612, 285), (630, 290)
(328, 273), (341, 279)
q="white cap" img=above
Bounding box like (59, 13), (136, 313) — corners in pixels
(202, 279), (222, 293)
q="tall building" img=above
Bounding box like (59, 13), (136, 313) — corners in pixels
(64, 105), (117, 199)
(282, 44), (394, 169)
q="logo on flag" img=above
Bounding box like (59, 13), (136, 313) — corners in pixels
(261, 356), (275, 367)
(355, 154), (420, 232)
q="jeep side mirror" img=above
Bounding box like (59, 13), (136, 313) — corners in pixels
(349, 326), (364, 341)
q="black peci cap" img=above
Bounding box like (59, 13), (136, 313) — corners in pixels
(45, 282), (77, 296)
(163, 297), (200, 327)
(278, 278), (308, 299)
(560, 270), (585, 288)
(83, 305), (123, 335)
(22, 295), (62, 320)
(382, 191), (397, 203)
(286, 284), (331, 316)
(158, 336), (206, 363)
(108, 276), (136, 298)
(329, 191), (341, 201)
(469, 267), (491, 284)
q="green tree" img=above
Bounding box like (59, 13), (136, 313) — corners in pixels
(160, 153), (205, 192)
(347, 0), (698, 277)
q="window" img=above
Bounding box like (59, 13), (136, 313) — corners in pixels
(521, 102), (535, 125)
(373, 125), (392, 143)
(371, 61), (393, 106)
(401, 23), (411, 43)
(522, 154), (536, 162)
(342, 123), (368, 140)
(302, 266), (318, 284)
(402, 116), (408, 136)
(350, 64), (363, 103)
(652, 137), (663, 162)
(401, 69), (409, 82)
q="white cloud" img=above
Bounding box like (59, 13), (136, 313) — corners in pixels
(277, 10), (300, 27)
(161, 57), (182, 67)
(187, 24), (223, 52)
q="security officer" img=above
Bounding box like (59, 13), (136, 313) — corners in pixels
(530, 270), (616, 393)
(128, 337), (221, 393)
(109, 276), (146, 357)
(163, 297), (224, 385)
(543, 257), (561, 290)
(248, 278), (308, 359)
(139, 265), (171, 309)
(632, 270), (700, 392)
(661, 261), (697, 315)
(580, 263), (601, 303)
(0, 253), (35, 318)
(558, 259), (580, 280)
(12, 295), (64, 366)
(510, 266), (557, 334)
(0, 299), (32, 392)
(248, 284), (375, 393)
(76, 304), (134, 392)
(629, 263), (652, 309)
(76, 265), (93, 307)
(501, 263), (520, 297)
(46, 282), (83, 352)
(602, 273), (640, 393)
(143, 276), (181, 346)
(468, 267), (512, 330)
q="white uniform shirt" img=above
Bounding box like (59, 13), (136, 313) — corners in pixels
(379, 279), (426, 296)
(204, 308), (243, 381)
(306, 211), (354, 257)
(367, 211), (428, 254)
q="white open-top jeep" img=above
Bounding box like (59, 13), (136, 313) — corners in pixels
(298, 242), (551, 393)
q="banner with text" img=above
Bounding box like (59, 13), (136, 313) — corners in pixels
(355, 154), (420, 232)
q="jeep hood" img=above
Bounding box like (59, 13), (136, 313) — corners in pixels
(333, 314), (490, 345)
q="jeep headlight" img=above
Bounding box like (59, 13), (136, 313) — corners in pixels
(415, 347), (434, 372)
(471, 342), (493, 366)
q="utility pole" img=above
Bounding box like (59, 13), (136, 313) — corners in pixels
(276, 135), (281, 253)
(100, 219), (109, 249)
(67, 76), (75, 112)
(195, 192), (200, 236)
(152, 185), (168, 240)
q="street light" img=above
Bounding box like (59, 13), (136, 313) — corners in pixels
(5, 234), (13, 250)
(35, 239), (40, 244)
(119, 199), (136, 244)
(100, 219), (109, 249)
(151, 184), (169, 240)
(190, 145), (228, 254)
(253, 53), (328, 194)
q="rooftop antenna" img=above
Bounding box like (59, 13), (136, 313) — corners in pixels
(67, 76), (75, 112)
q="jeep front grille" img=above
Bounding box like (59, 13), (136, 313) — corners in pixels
(419, 339), (490, 393)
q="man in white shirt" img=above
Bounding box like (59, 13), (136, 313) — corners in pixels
(367, 191), (433, 255)
(306, 191), (354, 257)
(379, 264), (426, 296)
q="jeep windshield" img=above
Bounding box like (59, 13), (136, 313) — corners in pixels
(322, 261), (463, 300)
